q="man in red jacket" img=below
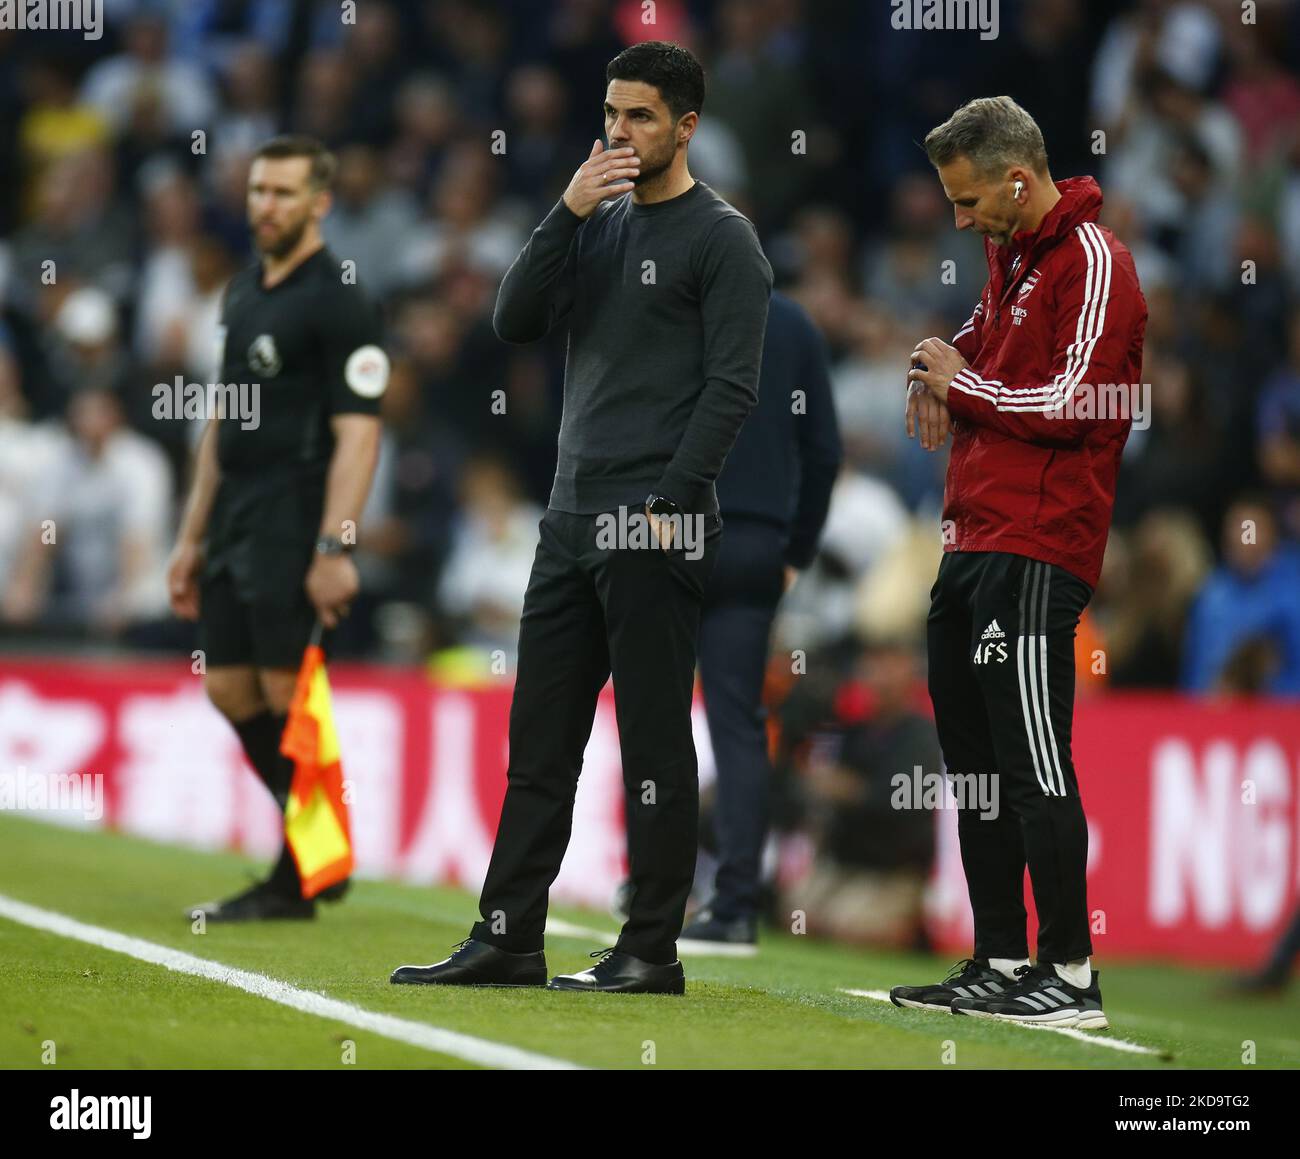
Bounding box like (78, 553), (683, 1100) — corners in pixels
(889, 96), (1146, 1029)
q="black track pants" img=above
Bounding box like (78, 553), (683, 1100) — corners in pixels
(927, 550), (1094, 965)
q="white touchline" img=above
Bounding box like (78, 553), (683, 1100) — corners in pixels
(838, 989), (1164, 1056)
(544, 917), (621, 941)
(544, 916), (758, 958)
(0, 894), (584, 1071)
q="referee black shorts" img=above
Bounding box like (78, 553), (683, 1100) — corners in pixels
(197, 563), (318, 670)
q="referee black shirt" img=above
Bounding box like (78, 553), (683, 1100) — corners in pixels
(206, 247), (386, 599)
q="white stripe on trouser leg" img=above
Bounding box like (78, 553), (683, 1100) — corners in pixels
(1027, 564), (1058, 797)
(1030, 563), (1063, 797)
(1038, 566), (1068, 796)
(1017, 562), (1054, 795)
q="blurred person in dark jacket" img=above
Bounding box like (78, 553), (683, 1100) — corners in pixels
(680, 290), (841, 950)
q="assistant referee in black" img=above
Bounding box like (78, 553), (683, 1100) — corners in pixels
(168, 136), (386, 922)
(391, 41), (772, 994)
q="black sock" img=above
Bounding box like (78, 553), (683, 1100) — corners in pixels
(266, 841), (302, 896)
(232, 710), (293, 807)
(232, 710), (300, 895)
(264, 713), (294, 806)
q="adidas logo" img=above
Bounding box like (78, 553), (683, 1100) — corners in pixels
(981, 619), (1006, 640)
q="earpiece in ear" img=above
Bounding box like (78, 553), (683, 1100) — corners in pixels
(1014, 180), (1025, 199)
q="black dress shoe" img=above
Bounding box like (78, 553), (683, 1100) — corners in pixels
(547, 948), (685, 994)
(390, 938), (547, 987)
(185, 880), (315, 922)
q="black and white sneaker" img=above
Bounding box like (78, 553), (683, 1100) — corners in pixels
(950, 962), (1109, 1029)
(889, 958), (1014, 1013)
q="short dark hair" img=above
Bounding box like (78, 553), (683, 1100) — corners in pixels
(606, 40), (705, 122)
(923, 96), (1049, 178)
(253, 134), (337, 191)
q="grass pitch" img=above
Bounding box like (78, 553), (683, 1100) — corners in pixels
(1, 814), (1297, 1070)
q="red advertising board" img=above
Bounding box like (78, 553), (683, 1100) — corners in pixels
(1, 659), (1296, 966)
(924, 696), (1300, 965)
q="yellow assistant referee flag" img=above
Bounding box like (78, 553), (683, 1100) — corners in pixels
(279, 634), (353, 898)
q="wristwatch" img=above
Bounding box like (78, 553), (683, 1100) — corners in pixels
(315, 535), (352, 557)
(645, 492), (681, 518)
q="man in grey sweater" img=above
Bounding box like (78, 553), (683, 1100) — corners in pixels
(391, 40), (772, 994)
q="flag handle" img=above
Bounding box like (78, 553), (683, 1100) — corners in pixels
(309, 617), (324, 650)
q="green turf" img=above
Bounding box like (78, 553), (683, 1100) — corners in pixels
(1, 814), (1297, 1069)
(2, 928), (473, 1069)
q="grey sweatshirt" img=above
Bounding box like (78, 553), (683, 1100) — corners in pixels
(493, 179), (773, 515)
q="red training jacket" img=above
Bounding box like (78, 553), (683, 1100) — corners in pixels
(942, 176), (1147, 589)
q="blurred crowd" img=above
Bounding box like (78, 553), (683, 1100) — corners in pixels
(2, 1), (1300, 940)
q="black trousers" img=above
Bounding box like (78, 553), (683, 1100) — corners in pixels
(927, 550), (1094, 965)
(471, 506), (722, 965)
(696, 517), (787, 920)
